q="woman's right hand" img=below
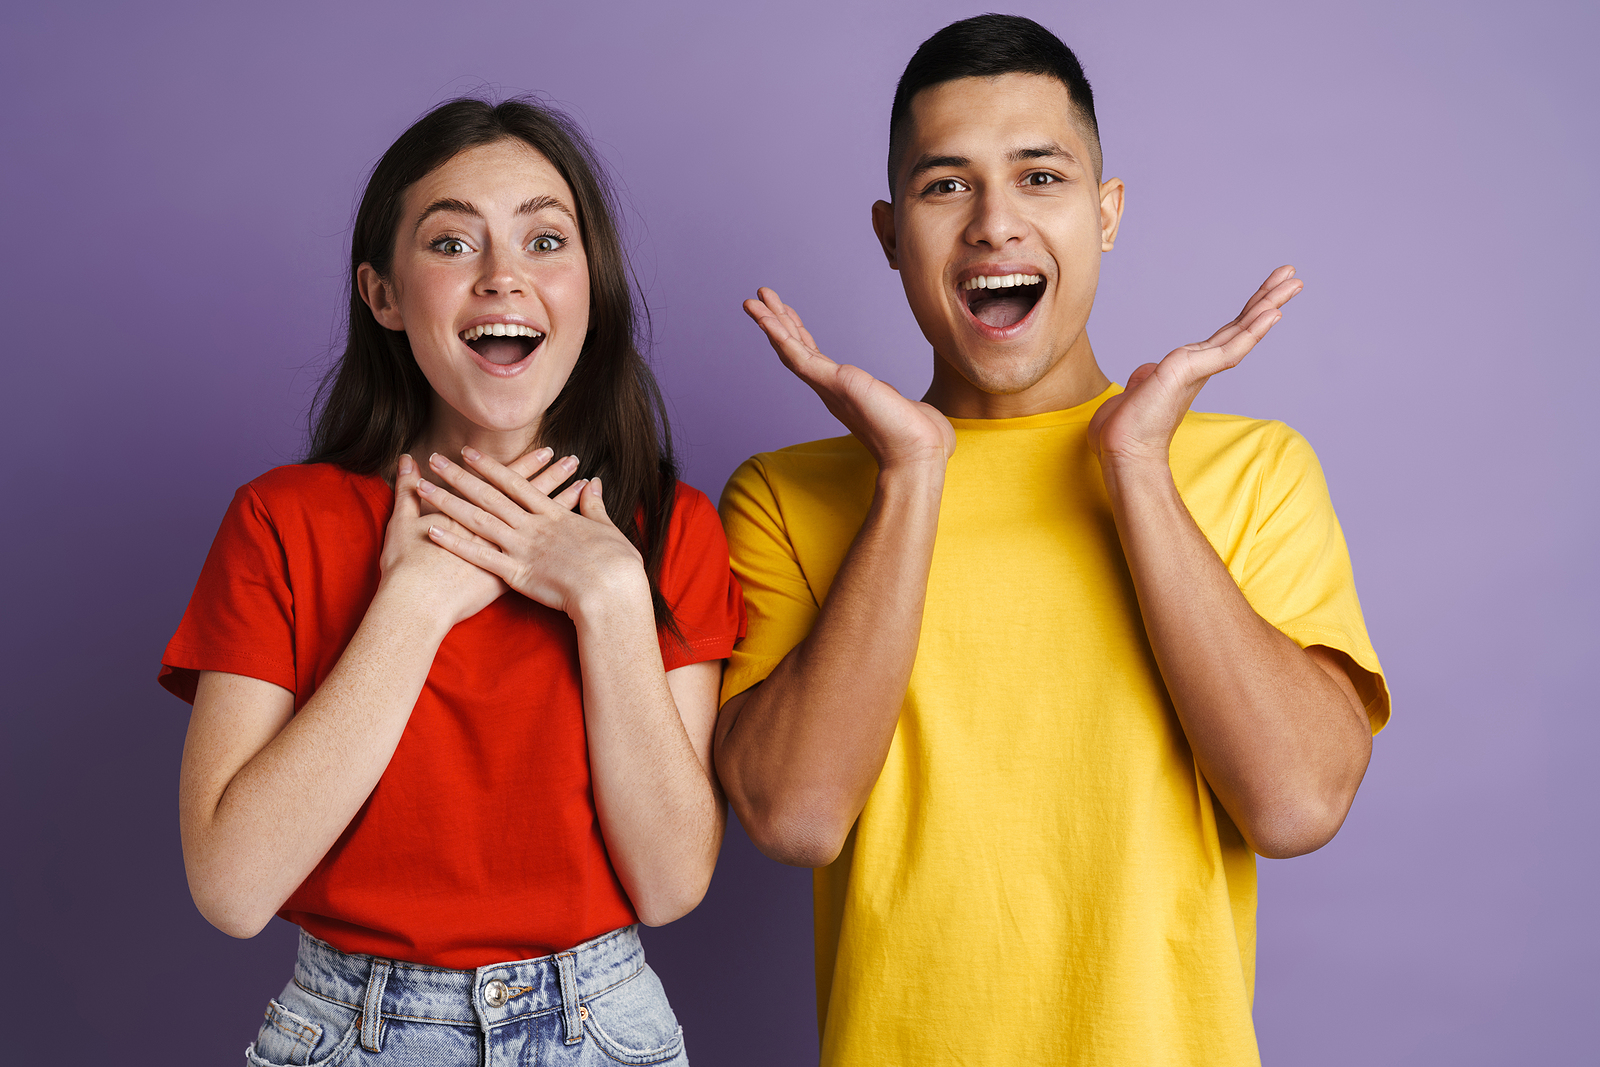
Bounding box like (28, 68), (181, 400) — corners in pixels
(377, 454), (509, 626)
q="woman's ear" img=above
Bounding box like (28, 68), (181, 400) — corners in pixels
(357, 263), (404, 331)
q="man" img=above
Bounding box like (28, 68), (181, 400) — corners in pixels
(714, 14), (1388, 1066)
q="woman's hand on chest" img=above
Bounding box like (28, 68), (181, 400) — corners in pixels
(416, 446), (650, 621)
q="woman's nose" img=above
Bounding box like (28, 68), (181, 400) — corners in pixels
(475, 245), (527, 296)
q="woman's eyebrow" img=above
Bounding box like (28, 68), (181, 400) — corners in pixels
(414, 198), (478, 230)
(412, 195), (575, 232)
(517, 195), (575, 221)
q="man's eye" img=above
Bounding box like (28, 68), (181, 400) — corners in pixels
(530, 235), (562, 252)
(433, 237), (469, 255)
(929, 178), (966, 195)
(1024, 172), (1060, 186)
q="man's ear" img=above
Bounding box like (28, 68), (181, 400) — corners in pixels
(1098, 178), (1125, 252)
(357, 263), (404, 331)
(870, 200), (899, 270)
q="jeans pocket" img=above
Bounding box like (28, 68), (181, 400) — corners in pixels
(244, 985), (361, 1067)
(580, 964), (686, 1065)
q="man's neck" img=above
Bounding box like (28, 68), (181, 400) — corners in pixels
(922, 341), (1113, 420)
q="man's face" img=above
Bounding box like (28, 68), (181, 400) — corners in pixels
(874, 73), (1123, 415)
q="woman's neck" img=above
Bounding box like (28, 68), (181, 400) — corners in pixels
(398, 409), (541, 486)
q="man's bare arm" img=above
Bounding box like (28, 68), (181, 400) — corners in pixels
(714, 288), (954, 868)
(1089, 266), (1372, 858)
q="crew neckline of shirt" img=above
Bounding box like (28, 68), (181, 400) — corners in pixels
(944, 382), (1122, 431)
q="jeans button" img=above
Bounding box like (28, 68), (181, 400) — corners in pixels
(484, 979), (509, 1007)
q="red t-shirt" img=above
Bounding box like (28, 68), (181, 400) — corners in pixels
(160, 463), (744, 968)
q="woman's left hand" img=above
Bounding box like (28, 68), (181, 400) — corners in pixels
(417, 447), (648, 618)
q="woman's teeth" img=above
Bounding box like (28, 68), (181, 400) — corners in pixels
(959, 273), (1043, 291)
(460, 323), (544, 342)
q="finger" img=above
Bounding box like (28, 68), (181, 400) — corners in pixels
(551, 477), (588, 511)
(1211, 305), (1283, 370)
(1125, 362), (1160, 390)
(765, 289), (814, 340)
(426, 451), (528, 527)
(460, 445), (578, 516)
(426, 521), (514, 582)
(578, 477), (618, 528)
(416, 474), (514, 545)
(1206, 272), (1303, 348)
(392, 454), (422, 518)
(506, 446), (555, 481)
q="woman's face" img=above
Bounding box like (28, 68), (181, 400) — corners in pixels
(360, 138), (590, 442)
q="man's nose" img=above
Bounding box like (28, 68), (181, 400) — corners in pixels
(964, 189), (1029, 248)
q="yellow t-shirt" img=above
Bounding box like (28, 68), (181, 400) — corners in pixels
(719, 384), (1389, 1067)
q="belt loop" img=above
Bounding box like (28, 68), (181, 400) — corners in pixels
(361, 957), (392, 1053)
(556, 951), (583, 1045)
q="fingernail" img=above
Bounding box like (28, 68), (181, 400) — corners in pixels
(430, 452), (448, 469)
(590, 477), (603, 494)
(416, 479), (433, 494)
(563, 455), (579, 469)
(462, 445), (481, 462)
(428, 526), (441, 538)
(534, 446), (554, 462)
(398, 455), (413, 475)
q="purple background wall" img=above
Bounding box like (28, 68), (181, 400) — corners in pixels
(2, 1), (1594, 1063)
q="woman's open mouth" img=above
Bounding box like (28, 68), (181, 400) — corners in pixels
(959, 272), (1045, 330)
(461, 322), (544, 366)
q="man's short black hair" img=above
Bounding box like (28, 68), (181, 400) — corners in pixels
(887, 14), (1102, 197)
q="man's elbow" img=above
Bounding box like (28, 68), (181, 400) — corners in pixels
(1244, 795), (1355, 859)
(733, 796), (852, 868)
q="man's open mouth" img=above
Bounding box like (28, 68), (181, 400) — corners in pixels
(461, 323), (544, 366)
(960, 273), (1045, 330)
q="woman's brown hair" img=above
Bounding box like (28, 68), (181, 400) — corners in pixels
(306, 97), (680, 629)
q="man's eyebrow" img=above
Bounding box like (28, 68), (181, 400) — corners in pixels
(906, 154), (971, 184)
(1010, 143), (1075, 164)
(517, 194), (576, 220)
(906, 144), (1080, 186)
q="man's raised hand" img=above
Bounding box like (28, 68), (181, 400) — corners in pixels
(744, 287), (955, 472)
(1088, 266), (1303, 468)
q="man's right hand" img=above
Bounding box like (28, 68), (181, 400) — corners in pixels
(744, 287), (956, 472)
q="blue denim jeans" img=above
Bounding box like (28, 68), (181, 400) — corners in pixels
(245, 926), (687, 1066)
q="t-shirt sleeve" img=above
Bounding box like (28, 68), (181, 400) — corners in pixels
(656, 485), (747, 673)
(1240, 425), (1391, 733)
(718, 456), (820, 705)
(158, 484), (298, 705)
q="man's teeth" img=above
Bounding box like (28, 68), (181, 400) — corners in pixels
(460, 323), (544, 341)
(959, 273), (1044, 291)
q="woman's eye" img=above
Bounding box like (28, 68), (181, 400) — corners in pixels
(433, 237), (468, 255)
(1024, 172), (1060, 186)
(530, 235), (562, 252)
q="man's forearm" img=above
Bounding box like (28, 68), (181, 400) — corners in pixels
(716, 461), (945, 867)
(1103, 459), (1372, 858)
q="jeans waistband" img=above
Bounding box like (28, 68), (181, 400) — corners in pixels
(291, 926), (645, 1052)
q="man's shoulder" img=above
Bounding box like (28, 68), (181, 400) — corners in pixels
(721, 435), (877, 550)
(1176, 410), (1314, 470)
(726, 434), (875, 497)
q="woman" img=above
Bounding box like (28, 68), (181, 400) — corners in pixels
(161, 97), (742, 1066)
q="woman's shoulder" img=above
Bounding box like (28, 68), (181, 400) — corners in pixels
(242, 462), (389, 510)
